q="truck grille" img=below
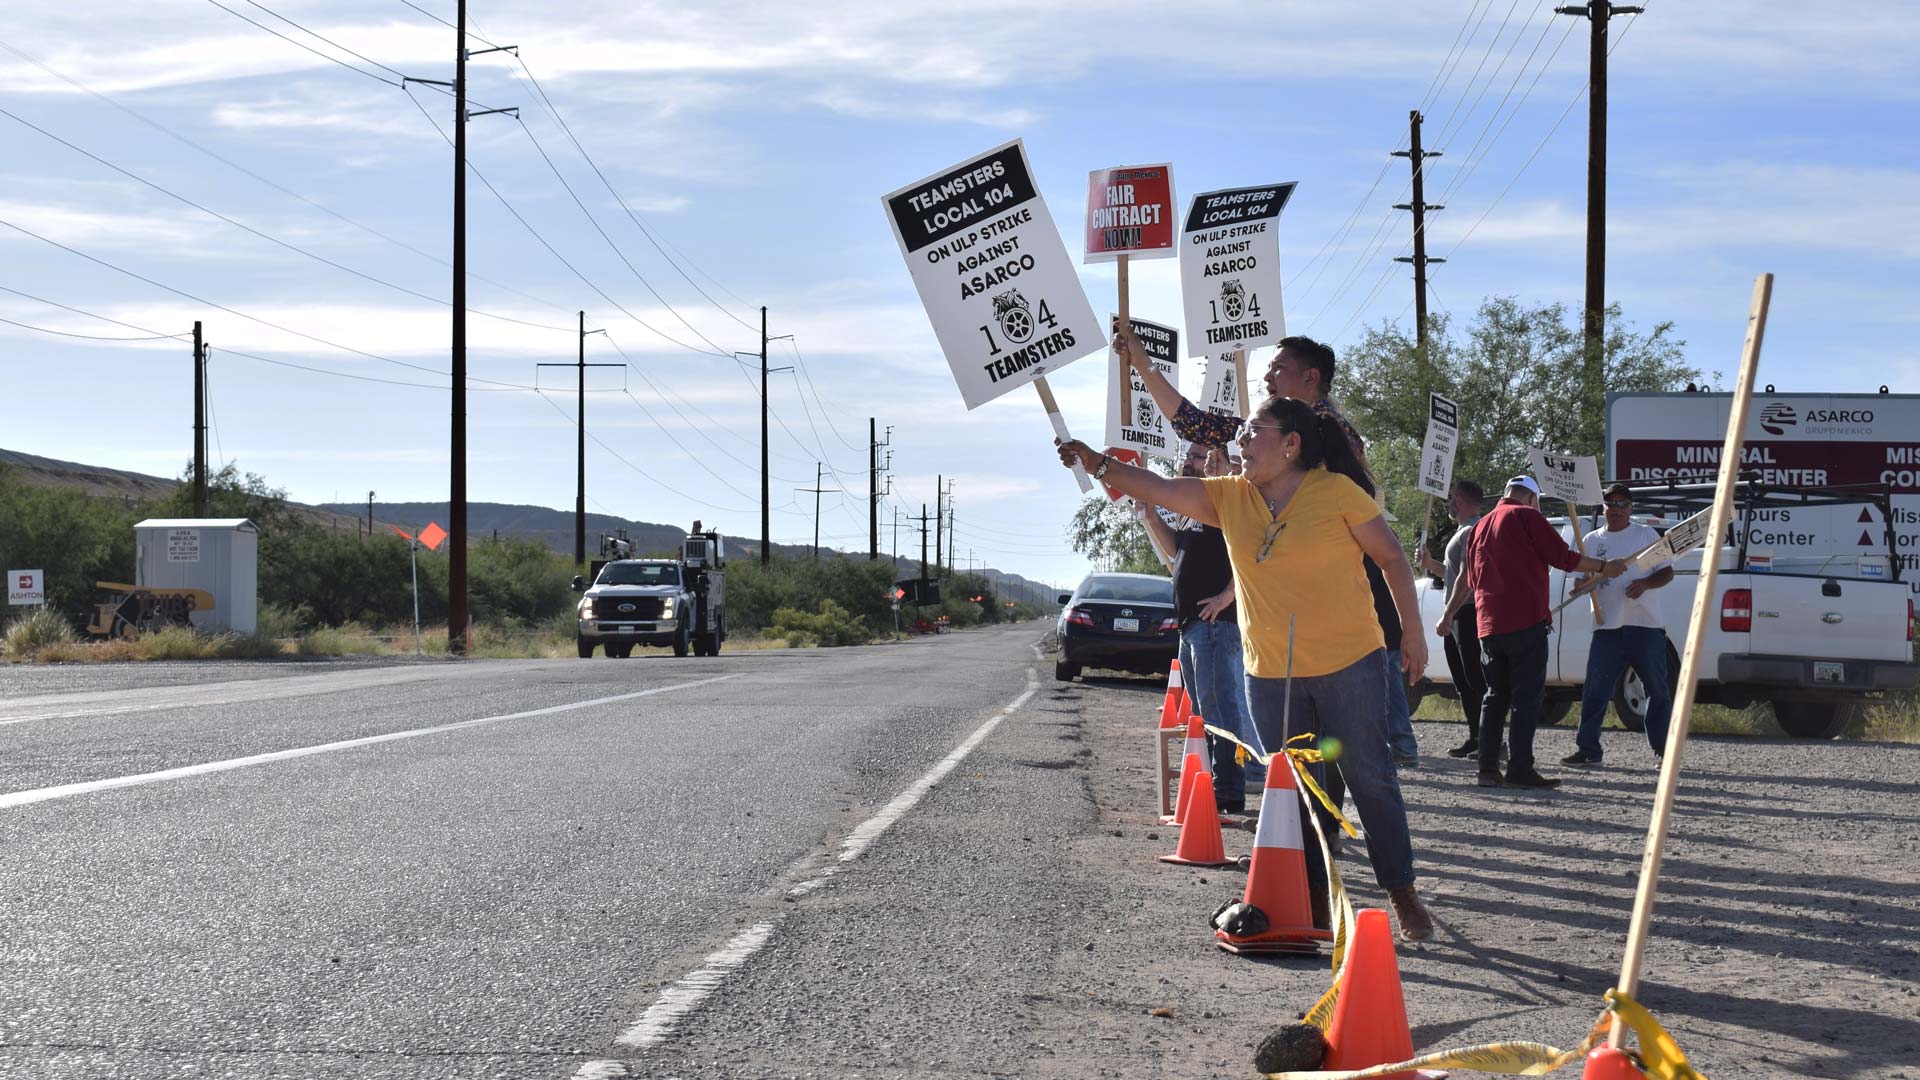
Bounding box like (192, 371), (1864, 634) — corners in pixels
(597, 597), (664, 619)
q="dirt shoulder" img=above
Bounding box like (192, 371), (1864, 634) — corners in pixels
(1026, 669), (1920, 1080)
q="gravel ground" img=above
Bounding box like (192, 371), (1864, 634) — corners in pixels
(1025, 669), (1920, 1079)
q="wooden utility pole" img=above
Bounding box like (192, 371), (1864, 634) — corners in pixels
(760, 306), (770, 564)
(868, 418), (879, 560)
(1392, 109), (1445, 364)
(366, 491), (375, 537)
(914, 503), (932, 581)
(1557, 1), (1644, 422)
(537, 313), (613, 567)
(798, 463), (841, 559)
(933, 473), (943, 572)
(191, 320), (207, 517)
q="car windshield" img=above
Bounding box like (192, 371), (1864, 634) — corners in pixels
(598, 563), (679, 587)
(1078, 577), (1173, 603)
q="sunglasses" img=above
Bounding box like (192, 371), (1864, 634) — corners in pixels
(1234, 420), (1285, 445)
(1255, 519), (1287, 563)
(1604, 499), (1633, 509)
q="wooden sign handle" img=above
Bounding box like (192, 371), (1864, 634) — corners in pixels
(1116, 256), (1133, 428)
(1568, 503), (1604, 627)
(1609, 272), (1773, 1047)
(1036, 376), (1093, 493)
(1232, 348), (1250, 416)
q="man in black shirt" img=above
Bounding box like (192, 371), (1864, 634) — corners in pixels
(1142, 443), (1260, 813)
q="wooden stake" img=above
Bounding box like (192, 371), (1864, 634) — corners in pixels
(1036, 376), (1093, 493)
(1232, 348), (1250, 416)
(1420, 495), (1435, 561)
(1117, 255), (1133, 428)
(1608, 272), (1772, 1047)
(1568, 502), (1605, 627)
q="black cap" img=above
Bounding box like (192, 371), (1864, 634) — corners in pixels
(1603, 482), (1633, 501)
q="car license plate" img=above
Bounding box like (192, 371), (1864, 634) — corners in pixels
(610, 624), (633, 633)
(1113, 617), (1139, 633)
(1813, 660), (1845, 684)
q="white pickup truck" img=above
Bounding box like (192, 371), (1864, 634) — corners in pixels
(1412, 483), (1918, 739)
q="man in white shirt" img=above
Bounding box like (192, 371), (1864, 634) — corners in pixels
(1563, 483), (1676, 765)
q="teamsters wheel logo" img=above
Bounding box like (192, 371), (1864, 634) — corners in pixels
(1220, 280), (1246, 321)
(1759, 402), (1797, 436)
(992, 289), (1035, 344)
(1136, 395), (1156, 429)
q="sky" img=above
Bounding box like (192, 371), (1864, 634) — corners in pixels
(1, 0), (1915, 592)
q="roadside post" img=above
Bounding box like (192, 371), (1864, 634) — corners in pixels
(1179, 183), (1294, 414)
(1529, 448), (1606, 623)
(390, 522), (447, 654)
(882, 139), (1106, 492)
(1416, 392), (1459, 551)
(1609, 273), (1773, 1049)
(1086, 163), (1176, 431)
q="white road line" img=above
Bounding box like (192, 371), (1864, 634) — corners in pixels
(0, 675), (740, 812)
(579, 657), (1043, 1071)
(612, 922), (777, 1049)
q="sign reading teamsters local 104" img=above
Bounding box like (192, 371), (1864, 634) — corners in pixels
(883, 139), (1104, 410)
(1180, 183), (1295, 354)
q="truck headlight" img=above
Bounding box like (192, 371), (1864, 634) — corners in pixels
(578, 598), (594, 618)
(660, 598), (676, 618)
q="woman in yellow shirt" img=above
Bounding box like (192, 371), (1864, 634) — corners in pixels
(1056, 395), (1432, 941)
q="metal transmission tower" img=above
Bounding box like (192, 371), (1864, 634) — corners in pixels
(537, 312), (613, 567)
(404, 2), (516, 655)
(1556, 1), (1645, 423)
(1392, 109), (1445, 366)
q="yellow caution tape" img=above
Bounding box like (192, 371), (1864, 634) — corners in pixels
(1607, 990), (1709, 1080)
(1262, 1038), (1595, 1079)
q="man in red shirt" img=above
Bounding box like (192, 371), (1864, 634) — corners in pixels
(1436, 476), (1625, 788)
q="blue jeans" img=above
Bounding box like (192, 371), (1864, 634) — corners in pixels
(1577, 626), (1673, 759)
(1246, 650), (1417, 891)
(1384, 648), (1417, 757)
(1180, 619), (1260, 806)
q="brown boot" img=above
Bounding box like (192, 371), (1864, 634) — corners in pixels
(1387, 886), (1433, 942)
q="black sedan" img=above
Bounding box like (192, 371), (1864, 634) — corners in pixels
(1054, 572), (1178, 682)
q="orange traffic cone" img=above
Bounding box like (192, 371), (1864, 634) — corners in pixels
(1321, 909), (1420, 1078)
(1159, 769), (1235, 867)
(1580, 1048), (1646, 1079)
(1158, 661), (1185, 728)
(1178, 687), (1195, 725)
(1163, 715), (1215, 825)
(1216, 756), (1332, 954)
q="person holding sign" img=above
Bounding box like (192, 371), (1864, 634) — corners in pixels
(1139, 442), (1260, 813)
(1563, 483), (1676, 766)
(1055, 397), (1434, 943)
(1419, 480), (1496, 761)
(1435, 477), (1627, 788)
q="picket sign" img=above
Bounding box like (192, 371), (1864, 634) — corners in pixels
(1610, 273), (1774, 1050)
(1178, 183), (1294, 359)
(882, 139), (1105, 490)
(1416, 392), (1460, 551)
(1528, 448), (1605, 623)
(1087, 163), (1175, 441)
(1105, 316), (1180, 463)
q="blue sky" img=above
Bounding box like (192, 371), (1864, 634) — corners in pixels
(1, 0), (1915, 590)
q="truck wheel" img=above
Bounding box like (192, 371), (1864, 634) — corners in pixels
(577, 639), (594, 659)
(673, 624), (690, 658)
(1773, 701), (1856, 740)
(1611, 641), (1682, 734)
(705, 633), (722, 656)
(1055, 661), (1081, 682)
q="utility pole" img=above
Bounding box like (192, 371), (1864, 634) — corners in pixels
(891, 505), (900, 573)
(868, 418), (888, 560)
(1392, 109), (1445, 366)
(367, 491), (375, 537)
(1557, 1), (1643, 425)
(191, 320), (207, 517)
(408, 7), (516, 656)
(941, 478), (956, 579)
(933, 473), (943, 573)
(760, 306), (770, 564)
(537, 312), (611, 567)
(798, 463), (842, 559)
(922, 508), (931, 582)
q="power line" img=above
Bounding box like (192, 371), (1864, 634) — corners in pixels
(507, 52), (761, 334)
(0, 104), (574, 335)
(241, 0), (409, 79)
(533, 389), (755, 514)
(509, 116), (736, 355)
(0, 37), (575, 321)
(204, 0), (402, 86)
(0, 217), (547, 388)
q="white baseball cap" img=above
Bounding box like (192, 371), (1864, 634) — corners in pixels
(1506, 475), (1542, 497)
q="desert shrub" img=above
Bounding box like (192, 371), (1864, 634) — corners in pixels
(770, 599), (869, 647)
(3, 608), (78, 657)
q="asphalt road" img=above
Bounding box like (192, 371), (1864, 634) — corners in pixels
(0, 624), (1055, 1079)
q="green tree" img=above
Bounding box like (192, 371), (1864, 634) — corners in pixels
(1339, 298), (1702, 549)
(1067, 496), (1166, 574)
